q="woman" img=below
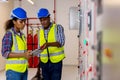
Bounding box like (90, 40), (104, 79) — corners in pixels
(1, 7), (31, 80)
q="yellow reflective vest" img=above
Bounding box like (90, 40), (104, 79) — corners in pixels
(39, 24), (65, 63)
(6, 29), (28, 73)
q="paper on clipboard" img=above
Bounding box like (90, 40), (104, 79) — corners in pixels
(31, 49), (43, 56)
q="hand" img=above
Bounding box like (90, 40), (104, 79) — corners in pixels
(40, 43), (49, 50)
(24, 50), (32, 60)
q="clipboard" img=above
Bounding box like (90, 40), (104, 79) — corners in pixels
(31, 49), (43, 56)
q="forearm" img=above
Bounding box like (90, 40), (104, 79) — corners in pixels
(8, 52), (26, 58)
(47, 42), (61, 47)
(8, 51), (31, 59)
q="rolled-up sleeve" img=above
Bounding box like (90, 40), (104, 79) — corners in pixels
(1, 32), (12, 58)
(57, 24), (65, 47)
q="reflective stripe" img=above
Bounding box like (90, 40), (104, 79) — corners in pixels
(14, 34), (18, 51)
(10, 30), (19, 51)
(40, 54), (48, 57)
(6, 60), (27, 64)
(50, 51), (64, 56)
(11, 50), (26, 53)
(40, 50), (64, 57)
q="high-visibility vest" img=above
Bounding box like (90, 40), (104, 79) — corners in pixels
(38, 24), (65, 63)
(6, 29), (28, 73)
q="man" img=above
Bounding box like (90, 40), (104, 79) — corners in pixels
(37, 8), (65, 80)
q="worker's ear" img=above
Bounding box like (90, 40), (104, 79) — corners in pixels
(48, 16), (50, 21)
(13, 20), (17, 25)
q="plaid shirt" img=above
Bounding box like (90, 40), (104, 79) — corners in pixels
(1, 27), (23, 58)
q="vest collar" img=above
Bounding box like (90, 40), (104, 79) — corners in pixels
(11, 27), (23, 36)
(42, 22), (53, 30)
